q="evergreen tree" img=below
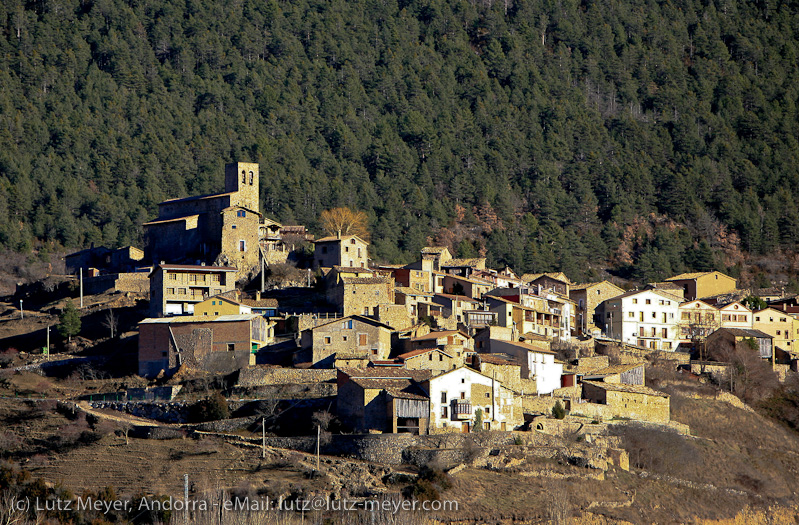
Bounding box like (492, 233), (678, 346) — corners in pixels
(58, 299), (81, 342)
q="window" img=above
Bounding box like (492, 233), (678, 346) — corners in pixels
(460, 391), (465, 399)
(429, 353), (433, 361)
(178, 288), (186, 295)
(169, 274), (177, 280)
(651, 312), (656, 319)
(777, 330), (782, 336)
(781, 318), (787, 322)
(227, 344), (234, 352)
(324, 337), (331, 344)
(461, 378), (465, 384)
(351, 239), (356, 244)
(645, 299), (651, 305)
(485, 393), (490, 398)
(166, 288), (174, 295)
(485, 407), (490, 415)
(632, 299), (638, 304)
(241, 170), (246, 183)
(249, 171), (254, 185)
(371, 349), (378, 355)
(359, 333), (367, 345)
(628, 312), (634, 318)
(237, 210), (246, 217)
(662, 328), (668, 338)
(441, 392), (447, 403)
(342, 336), (348, 342)
(441, 406), (448, 418)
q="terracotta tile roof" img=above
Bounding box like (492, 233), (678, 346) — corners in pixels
(571, 280), (625, 292)
(582, 380), (669, 398)
(442, 258), (485, 267)
(240, 298), (279, 308)
(410, 330), (469, 342)
(522, 272), (573, 284)
(521, 332), (552, 342)
(395, 287), (434, 296)
(314, 235), (369, 244)
(712, 328), (772, 339)
(495, 339), (555, 355)
(385, 388), (429, 401)
(156, 264), (237, 272)
(665, 271), (733, 281)
(143, 214), (199, 226)
(397, 348), (453, 360)
(611, 288), (684, 302)
(341, 276), (393, 285)
(477, 354), (519, 366)
(421, 246), (449, 254)
(159, 191), (236, 204)
(584, 363), (645, 376)
(339, 367), (432, 381)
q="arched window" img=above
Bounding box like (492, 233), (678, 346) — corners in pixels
(249, 171), (254, 185)
(241, 170), (246, 184)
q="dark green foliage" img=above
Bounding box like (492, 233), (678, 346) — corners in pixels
(742, 295), (768, 311)
(188, 393), (230, 422)
(552, 401), (566, 419)
(57, 299), (81, 342)
(404, 466), (452, 501)
(0, 0), (797, 279)
(474, 408), (484, 431)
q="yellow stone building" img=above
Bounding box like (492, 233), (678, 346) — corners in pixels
(664, 271), (737, 301)
(753, 307), (799, 352)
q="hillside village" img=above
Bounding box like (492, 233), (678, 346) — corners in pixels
(4, 161), (799, 522)
(7, 161), (793, 432)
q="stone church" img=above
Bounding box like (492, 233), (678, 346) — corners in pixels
(143, 162), (264, 281)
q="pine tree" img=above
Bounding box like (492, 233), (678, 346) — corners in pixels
(58, 299), (81, 342)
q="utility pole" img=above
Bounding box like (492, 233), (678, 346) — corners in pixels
(316, 425), (320, 471)
(79, 268), (84, 308)
(307, 268), (311, 288)
(183, 474), (189, 525)
(260, 254), (265, 293)
(262, 417), (266, 459)
(46, 326), (49, 358)
(19, 300), (23, 319)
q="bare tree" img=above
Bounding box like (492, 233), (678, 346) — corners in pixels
(102, 308), (118, 339)
(319, 207), (370, 240)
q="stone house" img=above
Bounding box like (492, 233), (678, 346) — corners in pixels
(581, 363), (645, 386)
(440, 258), (487, 278)
(706, 327), (773, 359)
(301, 315), (393, 368)
(395, 287), (435, 319)
(407, 330), (472, 352)
(577, 381), (670, 424)
(143, 162), (266, 280)
(569, 281), (625, 336)
(472, 354), (527, 393)
(65, 245), (145, 275)
(598, 289), (682, 350)
(138, 314), (268, 378)
(313, 235), (369, 269)
(523, 272), (572, 297)
(396, 348), (458, 376)
(425, 367), (522, 433)
(149, 264), (237, 317)
(486, 295), (564, 340)
(337, 368), (431, 434)
(240, 293), (279, 317)
(392, 267), (431, 293)
(486, 339), (563, 394)
(432, 293), (482, 324)
(753, 308), (798, 352)
(325, 272), (394, 317)
(439, 274), (493, 299)
(664, 271), (737, 301)
(420, 246), (452, 272)
(678, 300), (753, 346)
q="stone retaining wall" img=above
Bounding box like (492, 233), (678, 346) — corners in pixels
(237, 368), (336, 387)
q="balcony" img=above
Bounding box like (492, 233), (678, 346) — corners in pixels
(451, 400), (472, 419)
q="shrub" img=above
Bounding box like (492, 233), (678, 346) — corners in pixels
(188, 393), (229, 422)
(552, 401), (566, 419)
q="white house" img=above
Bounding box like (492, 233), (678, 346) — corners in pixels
(424, 367), (521, 433)
(487, 339), (564, 394)
(599, 289), (682, 350)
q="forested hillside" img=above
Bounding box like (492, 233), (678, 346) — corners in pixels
(1, 0), (797, 282)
